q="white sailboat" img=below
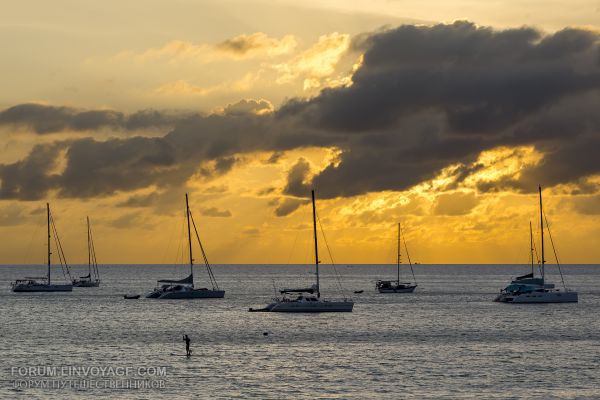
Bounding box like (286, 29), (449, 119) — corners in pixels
(146, 194), (225, 299)
(249, 190), (353, 312)
(376, 222), (418, 293)
(11, 203), (73, 292)
(72, 217), (100, 287)
(494, 186), (578, 303)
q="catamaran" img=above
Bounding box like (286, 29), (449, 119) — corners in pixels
(249, 190), (353, 312)
(72, 217), (100, 287)
(494, 186), (578, 303)
(376, 222), (418, 293)
(11, 203), (73, 292)
(146, 194), (225, 299)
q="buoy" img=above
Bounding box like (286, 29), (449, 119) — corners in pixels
(263, 332), (269, 336)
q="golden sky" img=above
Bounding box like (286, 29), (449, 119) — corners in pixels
(1, 0), (599, 264)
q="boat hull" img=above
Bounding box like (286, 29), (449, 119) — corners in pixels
(495, 291), (578, 303)
(155, 289), (225, 299)
(12, 284), (73, 292)
(378, 285), (417, 293)
(253, 300), (354, 313)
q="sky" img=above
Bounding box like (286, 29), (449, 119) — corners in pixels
(1, 0), (599, 265)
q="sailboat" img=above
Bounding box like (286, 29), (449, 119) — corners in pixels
(72, 217), (100, 287)
(494, 186), (578, 303)
(11, 203), (73, 292)
(146, 194), (225, 299)
(249, 190), (353, 312)
(376, 223), (418, 293)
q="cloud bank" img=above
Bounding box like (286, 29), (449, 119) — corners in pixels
(2, 21), (600, 204)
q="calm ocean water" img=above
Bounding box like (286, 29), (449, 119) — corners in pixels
(1, 263), (599, 399)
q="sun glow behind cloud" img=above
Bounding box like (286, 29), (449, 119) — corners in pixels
(1, 3), (600, 264)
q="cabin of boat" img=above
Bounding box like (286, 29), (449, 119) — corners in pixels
(376, 280), (417, 293)
(494, 275), (577, 303)
(72, 274), (100, 287)
(146, 275), (225, 299)
(12, 277), (73, 292)
(495, 286), (578, 303)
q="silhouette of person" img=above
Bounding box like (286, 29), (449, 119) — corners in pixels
(183, 334), (191, 357)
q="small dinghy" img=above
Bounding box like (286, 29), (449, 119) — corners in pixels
(124, 294), (140, 299)
(354, 290), (364, 294)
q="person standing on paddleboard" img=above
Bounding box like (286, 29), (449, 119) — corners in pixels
(183, 334), (191, 357)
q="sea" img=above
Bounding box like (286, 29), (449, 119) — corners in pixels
(0, 263), (599, 399)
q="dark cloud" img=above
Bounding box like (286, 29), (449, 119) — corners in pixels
(200, 207), (232, 217)
(2, 22), (600, 203)
(283, 158), (311, 196)
(223, 99), (273, 116)
(278, 21), (600, 197)
(117, 192), (159, 208)
(0, 142), (66, 200)
(274, 197), (310, 217)
(0, 103), (189, 134)
(215, 33), (280, 55)
(58, 137), (177, 198)
(265, 151), (284, 164)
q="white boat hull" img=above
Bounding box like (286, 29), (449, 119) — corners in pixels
(252, 299), (354, 312)
(495, 290), (578, 303)
(12, 283), (73, 292)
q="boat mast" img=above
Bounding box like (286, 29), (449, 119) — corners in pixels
(47, 203), (51, 285)
(185, 193), (194, 288)
(397, 222), (401, 285)
(529, 221), (534, 276)
(311, 190), (320, 298)
(87, 216), (92, 277)
(539, 185), (545, 284)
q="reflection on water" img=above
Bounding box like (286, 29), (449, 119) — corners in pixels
(1, 264), (599, 399)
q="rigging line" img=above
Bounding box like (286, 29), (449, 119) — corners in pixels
(56, 218), (71, 280)
(189, 212), (219, 289)
(93, 229), (99, 279)
(54, 223), (69, 281)
(50, 214), (70, 281)
(543, 211), (567, 291)
(49, 216), (64, 275)
(531, 226), (543, 276)
(89, 221), (99, 280)
(50, 221), (66, 281)
(400, 224), (417, 285)
(315, 211), (346, 295)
